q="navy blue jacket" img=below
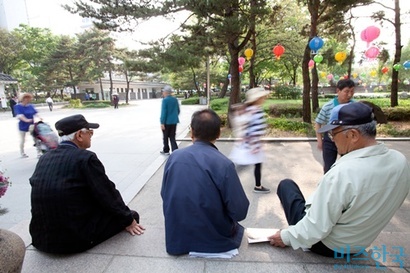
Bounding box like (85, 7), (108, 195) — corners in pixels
(161, 141), (249, 255)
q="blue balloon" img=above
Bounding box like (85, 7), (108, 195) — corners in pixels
(309, 36), (324, 52)
(403, 61), (410, 70)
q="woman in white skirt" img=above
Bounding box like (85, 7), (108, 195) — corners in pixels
(229, 87), (270, 193)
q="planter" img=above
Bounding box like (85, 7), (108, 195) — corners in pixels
(0, 229), (26, 273)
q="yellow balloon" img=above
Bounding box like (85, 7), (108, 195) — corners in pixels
(370, 70), (377, 77)
(320, 71), (327, 78)
(352, 72), (358, 79)
(335, 51), (347, 64)
(244, 48), (254, 61)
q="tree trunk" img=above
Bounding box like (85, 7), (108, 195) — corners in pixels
(249, 33), (256, 88)
(218, 76), (229, 98)
(311, 63), (319, 113)
(125, 72), (130, 104)
(99, 78), (104, 100)
(391, 0), (401, 107)
(302, 43), (312, 123)
(108, 69), (113, 101)
(228, 44), (241, 106)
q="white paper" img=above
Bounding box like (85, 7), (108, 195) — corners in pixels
(189, 248), (239, 259)
(246, 228), (279, 244)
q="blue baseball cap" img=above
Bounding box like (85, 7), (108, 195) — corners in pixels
(317, 102), (374, 133)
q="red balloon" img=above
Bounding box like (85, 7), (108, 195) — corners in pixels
(365, 46), (380, 59)
(238, 65), (243, 73)
(381, 67), (389, 74)
(272, 44), (285, 59)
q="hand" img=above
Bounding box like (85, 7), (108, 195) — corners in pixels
(316, 138), (323, 151)
(161, 124), (165, 131)
(125, 219), (145, 236)
(268, 230), (286, 248)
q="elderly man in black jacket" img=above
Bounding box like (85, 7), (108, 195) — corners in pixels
(29, 114), (145, 254)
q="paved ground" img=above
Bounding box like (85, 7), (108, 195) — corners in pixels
(0, 99), (409, 273)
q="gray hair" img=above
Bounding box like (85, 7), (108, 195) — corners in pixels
(60, 128), (88, 142)
(342, 120), (377, 138)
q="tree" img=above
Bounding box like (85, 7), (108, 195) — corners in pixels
(298, 0), (374, 123)
(371, 0), (403, 107)
(0, 29), (22, 74)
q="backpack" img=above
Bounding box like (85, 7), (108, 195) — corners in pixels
(229, 103), (252, 139)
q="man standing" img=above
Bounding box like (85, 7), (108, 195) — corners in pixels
(30, 114), (145, 254)
(315, 79), (355, 173)
(160, 85), (180, 155)
(269, 102), (410, 257)
(9, 96), (17, 117)
(161, 109), (249, 255)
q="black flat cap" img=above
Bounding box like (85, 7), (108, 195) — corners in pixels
(55, 114), (99, 136)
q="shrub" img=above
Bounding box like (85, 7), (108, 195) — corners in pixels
(267, 117), (315, 135)
(181, 97), (199, 105)
(210, 98), (229, 112)
(268, 104), (303, 118)
(273, 85), (302, 100)
(69, 99), (82, 108)
(383, 107), (410, 121)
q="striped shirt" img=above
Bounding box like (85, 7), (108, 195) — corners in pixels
(245, 105), (266, 152)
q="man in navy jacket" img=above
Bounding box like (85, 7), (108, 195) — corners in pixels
(161, 109), (249, 255)
(160, 85), (180, 155)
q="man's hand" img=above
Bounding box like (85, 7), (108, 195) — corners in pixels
(161, 124), (165, 131)
(125, 220), (145, 236)
(268, 230), (286, 248)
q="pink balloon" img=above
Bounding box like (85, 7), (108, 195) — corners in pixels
(238, 57), (246, 66)
(361, 26), (380, 47)
(308, 59), (314, 68)
(365, 46), (380, 59)
(327, 74), (333, 80)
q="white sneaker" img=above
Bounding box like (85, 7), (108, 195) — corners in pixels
(21, 154), (29, 158)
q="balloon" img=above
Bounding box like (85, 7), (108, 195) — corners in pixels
(352, 72), (358, 79)
(393, 63), (402, 71)
(238, 57), (246, 66)
(227, 74), (232, 79)
(308, 59), (314, 69)
(403, 61), (410, 70)
(272, 44), (285, 60)
(244, 48), (253, 61)
(335, 51), (347, 64)
(320, 71), (327, 78)
(361, 26), (381, 46)
(313, 54), (323, 64)
(238, 65), (243, 73)
(370, 70), (377, 77)
(309, 37), (324, 53)
(360, 72), (367, 78)
(327, 74), (333, 80)
(381, 67), (389, 74)
(365, 46), (380, 59)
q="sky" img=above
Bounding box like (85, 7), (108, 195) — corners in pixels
(22, 0), (410, 57)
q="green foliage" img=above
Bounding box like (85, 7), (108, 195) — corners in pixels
(383, 107), (410, 121)
(68, 99), (82, 108)
(82, 100), (111, 108)
(210, 98), (229, 113)
(378, 123), (410, 137)
(181, 97), (199, 105)
(268, 104), (303, 118)
(273, 85), (302, 100)
(267, 118), (315, 136)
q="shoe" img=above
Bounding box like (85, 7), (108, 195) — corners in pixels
(160, 151), (170, 155)
(253, 186), (270, 193)
(21, 154), (29, 158)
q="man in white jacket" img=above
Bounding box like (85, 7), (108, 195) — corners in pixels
(269, 102), (410, 257)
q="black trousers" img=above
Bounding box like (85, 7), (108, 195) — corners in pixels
(162, 124), (178, 153)
(276, 179), (335, 257)
(322, 134), (337, 174)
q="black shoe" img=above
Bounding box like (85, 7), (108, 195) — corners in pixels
(253, 186), (271, 193)
(160, 151), (170, 155)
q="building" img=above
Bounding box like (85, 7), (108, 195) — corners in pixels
(0, 0), (28, 31)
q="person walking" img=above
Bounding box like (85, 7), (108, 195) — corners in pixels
(9, 96), (17, 117)
(160, 85), (180, 155)
(315, 79), (355, 173)
(46, 96), (53, 111)
(113, 94), (119, 109)
(229, 87), (271, 193)
(14, 93), (42, 158)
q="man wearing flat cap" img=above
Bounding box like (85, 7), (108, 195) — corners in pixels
(268, 102), (410, 257)
(29, 114), (145, 254)
(160, 85), (180, 155)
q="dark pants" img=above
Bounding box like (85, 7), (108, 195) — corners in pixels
(254, 163), (262, 187)
(276, 179), (335, 257)
(162, 124), (178, 153)
(322, 134), (337, 173)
